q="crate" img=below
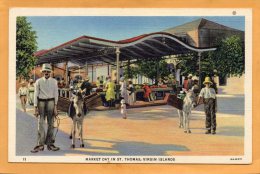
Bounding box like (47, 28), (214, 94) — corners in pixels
(57, 97), (70, 112)
(84, 93), (103, 108)
(167, 94), (183, 110)
(57, 92), (103, 112)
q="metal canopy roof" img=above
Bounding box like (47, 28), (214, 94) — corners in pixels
(36, 32), (216, 66)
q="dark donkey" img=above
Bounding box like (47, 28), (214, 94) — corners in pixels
(68, 91), (88, 148)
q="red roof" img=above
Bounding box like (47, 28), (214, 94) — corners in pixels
(34, 49), (49, 56)
(117, 34), (148, 43)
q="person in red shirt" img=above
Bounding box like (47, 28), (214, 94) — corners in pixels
(142, 83), (153, 102)
(183, 76), (189, 90)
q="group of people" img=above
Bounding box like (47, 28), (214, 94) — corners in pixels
(104, 76), (136, 108)
(182, 74), (200, 96)
(69, 77), (93, 97)
(18, 79), (35, 112)
(18, 64), (62, 153)
(18, 63), (218, 154)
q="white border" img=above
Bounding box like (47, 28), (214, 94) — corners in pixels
(9, 8), (252, 164)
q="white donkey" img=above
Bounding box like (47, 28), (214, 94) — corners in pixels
(177, 90), (196, 133)
(68, 91), (88, 148)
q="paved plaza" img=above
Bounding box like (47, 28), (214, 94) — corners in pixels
(16, 93), (244, 156)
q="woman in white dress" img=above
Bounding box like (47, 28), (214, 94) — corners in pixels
(27, 79), (35, 105)
(119, 77), (128, 104)
(127, 79), (135, 105)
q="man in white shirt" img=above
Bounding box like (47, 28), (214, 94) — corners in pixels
(197, 77), (217, 135)
(31, 63), (60, 153)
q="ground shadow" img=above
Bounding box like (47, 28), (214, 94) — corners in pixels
(16, 109), (189, 156)
(217, 126), (244, 137)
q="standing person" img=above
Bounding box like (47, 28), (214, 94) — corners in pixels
(142, 82), (153, 102)
(80, 77), (92, 96)
(187, 74), (194, 90)
(157, 78), (164, 86)
(191, 78), (200, 97)
(59, 77), (65, 88)
(183, 76), (189, 90)
(120, 99), (127, 119)
(96, 77), (101, 89)
(103, 76), (109, 90)
(119, 77), (128, 104)
(197, 77), (218, 135)
(27, 79), (35, 105)
(99, 76), (104, 89)
(127, 79), (135, 105)
(18, 81), (29, 112)
(105, 77), (115, 107)
(31, 63), (60, 153)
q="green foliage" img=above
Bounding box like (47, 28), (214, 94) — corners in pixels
(16, 17), (38, 80)
(126, 58), (171, 83)
(123, 60), (140, 79)
(176, 52), (198, 76)
(200, 51), (217, 76)
(213, 35), (244, 77)
(176, 35), (244, 78)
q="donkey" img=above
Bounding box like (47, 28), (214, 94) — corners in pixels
(178, 90), (196, 133)
(68, 91), (88, 148)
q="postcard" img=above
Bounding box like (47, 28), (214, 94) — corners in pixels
(9, 8), (252, 164)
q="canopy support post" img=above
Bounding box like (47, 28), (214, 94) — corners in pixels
(65, 61), (68, 87)
(116, 47), (120, 84)
(85, 62), (88, 79)
(198, 52), (202, 89)
(115, 47), (121, 101)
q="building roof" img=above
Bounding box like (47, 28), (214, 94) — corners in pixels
(163, 18), (243, 35)
(36, 32), (216, 65)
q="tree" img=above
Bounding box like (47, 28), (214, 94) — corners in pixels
(123, 58), (172, 84)
(16, 17), (38, 80)
(176, 35), (244, 78)
(213, 35), (244, 77)
(122, 60), (140, 79)
(176, 52), (198, 76)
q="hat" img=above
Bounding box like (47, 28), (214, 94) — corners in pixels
(41, 63), (52, 72)
(188, 74), (193, 78)
(20, 81), (26, 85)
(192, 76), (198, 81)
(128, 79), (132, 81)
(203, 77), (213, 85)
(85, 77), (89, 81)
(29, 79), (34, 83)
(121, 99), (126, 104)
(120, 77), (125, 81)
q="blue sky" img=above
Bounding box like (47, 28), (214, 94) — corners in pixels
(27, 16), (245, 51)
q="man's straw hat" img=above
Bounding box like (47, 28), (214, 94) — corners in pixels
(203, 77), (213, 85)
